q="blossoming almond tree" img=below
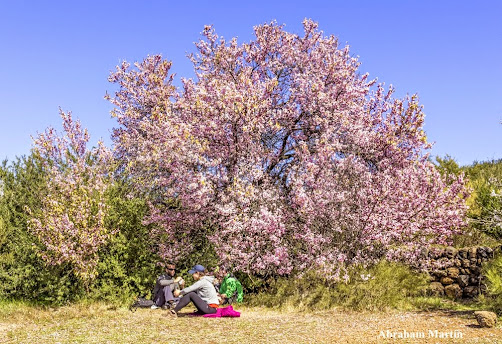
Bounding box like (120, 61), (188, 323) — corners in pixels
(107, 20), (467, 279)
(27, 110), (112, 284)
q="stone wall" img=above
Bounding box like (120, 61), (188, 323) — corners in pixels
(426, 246), (499, 299)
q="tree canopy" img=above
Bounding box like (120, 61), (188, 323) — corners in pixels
(106, 20), (468, 279)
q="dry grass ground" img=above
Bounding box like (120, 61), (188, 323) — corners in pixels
(0, 304), (501, 344)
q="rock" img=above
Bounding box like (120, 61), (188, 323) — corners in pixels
(474, 311), (497, 328)
(441, 277), (455, 285)
(429, 248), (445, 259)
(461, 259), (470, 268)
(442, 258), (454, 268)
(457, 275), (470, 288)
(439, 248), (446, 258)
(478, 247), (487, 258)
(471, 266), (481, 275)
(468, 247), (477, 259)
(486, 246), (493, 257)
(444, 284), (462, 299)
(427, 282), (445, 296)
(454, 258), (462, 267)
(459, 248), (468, 258)
(469, 276), (479, 285)
(433, 270), (447, 278)
(464, 286), (479, 298)
(447, 267), (460, 279)
(445, 246), (458, 258)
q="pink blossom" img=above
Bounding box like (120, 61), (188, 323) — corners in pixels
(106, 20), (468, 279)
(27, 110), (113, 283)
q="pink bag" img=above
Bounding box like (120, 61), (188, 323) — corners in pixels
(203, 305), (241, 318)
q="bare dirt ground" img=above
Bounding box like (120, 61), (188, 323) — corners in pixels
(0, 305), (501, 343)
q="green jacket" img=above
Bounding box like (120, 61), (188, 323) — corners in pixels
(219, 274), (244, 303)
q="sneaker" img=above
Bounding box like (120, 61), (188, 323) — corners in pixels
(162, 301), (174, 310)
(169, 309), (178, 318)
(151, 305), (160, 310)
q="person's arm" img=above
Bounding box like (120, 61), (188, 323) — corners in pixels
(179, 279), (203, 296)
(173, 276), (185, 290)
(158, 279), (175, 287)
(157, 275), (175, 287)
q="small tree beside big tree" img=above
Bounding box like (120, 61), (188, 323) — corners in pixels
(28, 110), (113, 286)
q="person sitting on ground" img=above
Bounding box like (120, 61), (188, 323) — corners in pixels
(152, 262), (184, 310)
(170, 264), (219, 317)
(215, 266), (244, 305)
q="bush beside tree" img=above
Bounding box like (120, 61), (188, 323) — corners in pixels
(0, 154), (82, 304)
(435, 156), (502, 243)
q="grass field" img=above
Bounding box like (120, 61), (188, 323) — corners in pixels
(0, 302), (501, 344)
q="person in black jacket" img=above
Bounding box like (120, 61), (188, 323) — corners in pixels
(152, 263), (184, 309)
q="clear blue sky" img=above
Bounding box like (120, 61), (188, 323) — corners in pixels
(1, 0), (501, 166)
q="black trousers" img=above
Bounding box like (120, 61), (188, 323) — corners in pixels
(173, 292), (217, 314)
(153, 285), (175, 307)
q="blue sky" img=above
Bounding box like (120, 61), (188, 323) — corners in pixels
(0, 0), (501, 166)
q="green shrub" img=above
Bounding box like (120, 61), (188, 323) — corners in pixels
(435, 156), (502, 241)
(90, 184), (153, 302)
(246, 260), (429, 311)
(0, 155), (83, 305)
(465, 160), (502, 240)
(0, 157), (162, 305)
(451, 227), (500, 248)
(483, 252), (502, 315)
(88, 180), (161, 303)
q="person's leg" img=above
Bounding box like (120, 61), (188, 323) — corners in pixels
(186, 293), (217, 314)
(173, 292), (193, 312)
(153, 288), (166, 307)
(163, 286), (175, 304)
(170, 284), (179, 302)
(173, 292), (217, 314)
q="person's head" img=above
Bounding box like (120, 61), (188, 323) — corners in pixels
(166, 262), (176, 277)
(215, 266), (228, 280)
(188, 264), (206, 281)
